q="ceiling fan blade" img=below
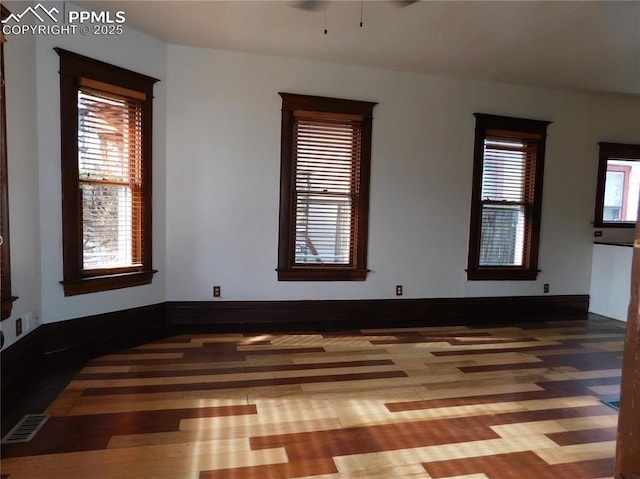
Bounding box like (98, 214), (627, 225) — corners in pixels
(390, 0), (420, 7)
(291, 0), (325, 11)
(291, 0), (417, 12)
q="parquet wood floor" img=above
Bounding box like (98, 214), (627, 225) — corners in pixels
(1, 318), (626, 478)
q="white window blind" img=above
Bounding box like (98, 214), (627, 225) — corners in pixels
(78, 87), (143, 271)
(479, 131), (538, 267)
(293, 113), (362, 265)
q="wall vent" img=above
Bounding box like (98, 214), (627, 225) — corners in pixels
(602, 399), (620, 411)
(1, 414), (51, 444)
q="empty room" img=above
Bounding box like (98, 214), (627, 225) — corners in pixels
(1, 1), (639, 478)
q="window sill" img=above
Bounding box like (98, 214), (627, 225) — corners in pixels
(593, 222), (635, 229)
(1, 296), (18, 321)
(61, 270), (157, 296)
(467, 268), (538, 281)
(277, 268), (368, 281)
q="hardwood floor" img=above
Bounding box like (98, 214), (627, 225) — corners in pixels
(1, 317), (625, 478)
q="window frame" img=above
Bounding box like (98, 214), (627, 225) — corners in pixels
(467, 113), (550, 281)
(1, 4), (17, 320)
(277, 92), (376, 281)
(56, 48), (159, 296)
(593, 142), (640, 228)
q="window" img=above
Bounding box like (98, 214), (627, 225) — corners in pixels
(594, 142), (640, 227)
(56, 48), (159, 296)
(277, 93), (376, 281)
(1, 5), (16, 319)
(467, 113), (550, 281)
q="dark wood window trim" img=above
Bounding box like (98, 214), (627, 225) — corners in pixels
(467, 113), (551, 281)
(594, 142), (640, 228)
(1, 5), (17, 320)
(56, 48), (159, 296)
(277, 93), (376, 281)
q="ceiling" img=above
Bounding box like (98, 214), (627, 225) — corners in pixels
(77, 0), (640, 96)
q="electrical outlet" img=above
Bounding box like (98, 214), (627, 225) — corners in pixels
(396, 285), (403, 296)
(594, 230), (603, 237)
(15, 317), (22, 336)
(544, 283), (550, 293)
(213, 286), (221, 297)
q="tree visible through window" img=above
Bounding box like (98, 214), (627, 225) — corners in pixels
(56, 48), (158, 296)
(277, 93), (376, 281)
(467, 113), (550, 281)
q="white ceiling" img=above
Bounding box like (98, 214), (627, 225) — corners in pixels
(77, 0), (640, 96)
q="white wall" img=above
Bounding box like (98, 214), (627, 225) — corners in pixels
(34, 2), (168, 326)
(589, 244), (632, 321)
(1, 1), (168, 350)
(0, 11), (41, 349)
(165, 46), (640, 302)
(3, 7), (639, 351)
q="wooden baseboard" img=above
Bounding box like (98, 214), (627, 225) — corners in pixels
(1, 295), (589, 382)
(0, 325), (45, 399)
(0, 303), (167, 420)
(42, 303), (167, 356)
(167, 295), (590, 333)
(0, 295), (589, 420)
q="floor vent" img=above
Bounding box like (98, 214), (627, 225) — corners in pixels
(1, 414), (51, 444)
(602, 399), (620, 410)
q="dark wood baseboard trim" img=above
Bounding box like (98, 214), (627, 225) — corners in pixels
(0, 295), (589, 428)
(0, 303), (167, 426)
(167, 295), (590, 333)
(0, 325), (45, 399)
(1, 295), (589, 390)
(42, 303), (167, 357)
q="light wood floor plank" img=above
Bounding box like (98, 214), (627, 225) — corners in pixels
(3, 318), (622, 479)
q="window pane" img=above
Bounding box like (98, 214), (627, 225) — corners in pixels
(479, 204), (525, 267)
(481, 140), (527, 202)
(603, 159), (640, 223)
(293, 117), (359, 266)
(78, 88), (142, 271)
(81, 183), (136, 269)
(78, 91), (137, 183)
(478, 138), (530, 267)
(295, 194), (352, 264)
